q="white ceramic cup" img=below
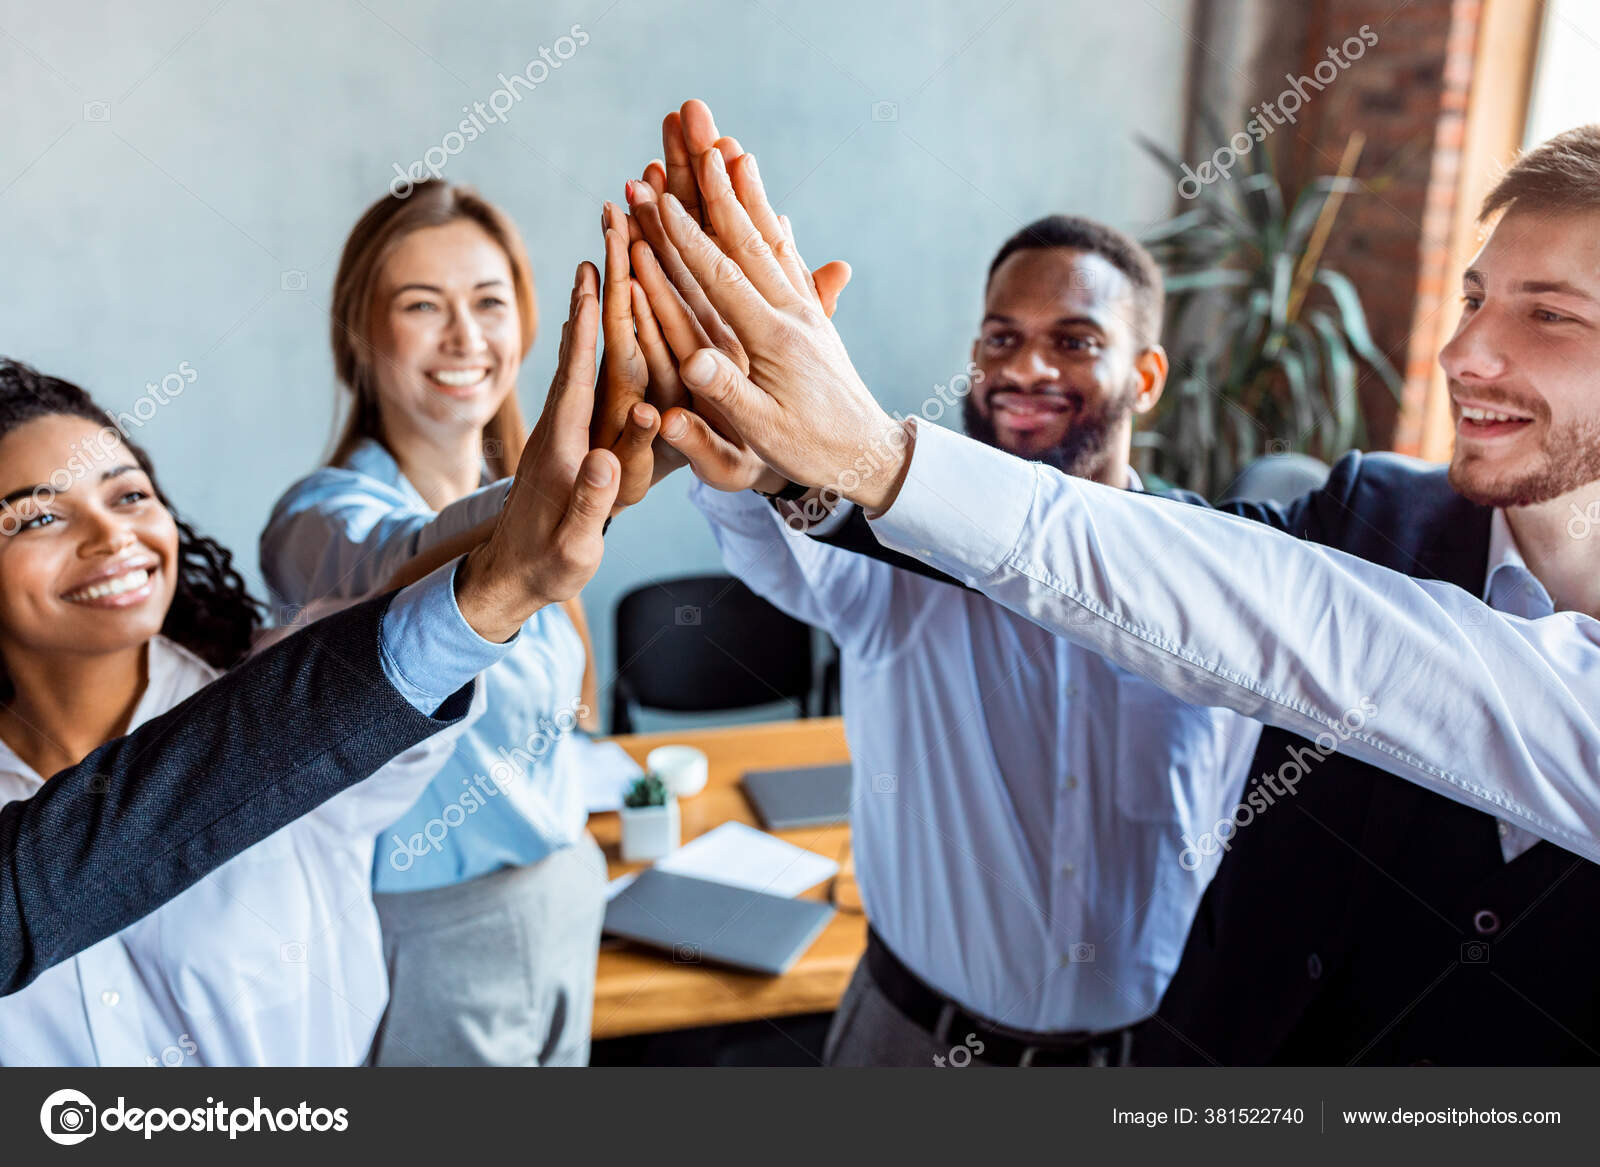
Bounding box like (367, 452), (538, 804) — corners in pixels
(646, 744), (709, 798)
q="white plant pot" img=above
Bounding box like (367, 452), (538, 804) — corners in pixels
(620, 799), (681, 863)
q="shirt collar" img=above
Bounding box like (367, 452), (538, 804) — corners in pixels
(342, 437), (493, 505)
(0, 638), (210, 790)
(1484, 508), (1555, 615)
(1125, 466), (1145, 493)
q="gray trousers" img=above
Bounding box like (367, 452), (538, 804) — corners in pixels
(823, 958), (996, 1067)
(368, 833), (607, 1067)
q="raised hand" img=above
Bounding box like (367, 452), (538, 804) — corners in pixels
(636, 108), (911, 512)
(455, 263), (620, 643)
(591, 201), (662, 514)
(636, 101), (851, 315)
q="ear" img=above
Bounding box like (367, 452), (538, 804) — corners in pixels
(1130, 344), (1169, 415)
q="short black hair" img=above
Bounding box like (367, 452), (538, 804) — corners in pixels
(986, 215), (1164, 347)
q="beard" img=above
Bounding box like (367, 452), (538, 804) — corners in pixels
(1448, 406), (1600, 508)
(963, 383), (1137, 478)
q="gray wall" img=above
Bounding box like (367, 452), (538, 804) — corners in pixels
(0, 0), (1193, 728)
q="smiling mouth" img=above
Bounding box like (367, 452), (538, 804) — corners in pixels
(992, 394), (1072, 431)
(426, 368), (491, 392)
(61, 564), (158, 607)
(1457, 402), (1535, 437)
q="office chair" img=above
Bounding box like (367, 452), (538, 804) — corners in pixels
(1219, 452), (1331, 507)
(609, 573), (818, 734)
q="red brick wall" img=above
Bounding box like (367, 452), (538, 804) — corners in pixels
(1281, 0), (1480, 451)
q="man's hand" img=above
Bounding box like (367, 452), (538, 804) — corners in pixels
(456, 263), (620, 643)
(637, 101), (852, 315)
(640, 108), (912, 512)
(624, 100), (855, 495)
(593, 201), (663, 514)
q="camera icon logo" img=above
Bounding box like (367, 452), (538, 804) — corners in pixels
(1068, 942), (1096, 964)
(674, 605), (701, 626)
(482, 438), (504, 459)
(40, 1088), (97, 1145)
(1267, 438), (1291, 456)
(871, 101), (898, 122)
(871, 773), (897, 794)
(1460, 941), (1490, 964)
(280, 940), (308, 963)
(281, 269), (308, 292)
(672, 942), (701, 964)
(1461, 606), (1486, 627)
(82, 101), (111, 122)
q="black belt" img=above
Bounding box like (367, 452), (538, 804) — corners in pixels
(864, 928), (1134, 1067)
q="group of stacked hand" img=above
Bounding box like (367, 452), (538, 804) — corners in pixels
(454, 99), (909, 639)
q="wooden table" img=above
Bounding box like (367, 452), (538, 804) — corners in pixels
(590, 717), (865, 1040)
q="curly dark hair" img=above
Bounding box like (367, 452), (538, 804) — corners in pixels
(0, 359), (262, 698)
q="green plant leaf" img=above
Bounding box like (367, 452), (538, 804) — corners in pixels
(1163, 269), (1254, 294)
(1308, 308), (1359, 452)
(1314, 270), (1405, 397)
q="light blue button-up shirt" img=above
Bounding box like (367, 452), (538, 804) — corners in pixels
(693, 480), (1262, 1033)
(262, 440), (588, 892)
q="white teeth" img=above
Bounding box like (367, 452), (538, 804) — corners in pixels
(429, 369), (488, 387)
(65, 567), (151, 603)
(1461, 406), (1528, 423)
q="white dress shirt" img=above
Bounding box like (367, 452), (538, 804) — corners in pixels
(693, 480), (1260, 1033)
(870, 420), (1600, 865)
(0, 632), (482, 1066)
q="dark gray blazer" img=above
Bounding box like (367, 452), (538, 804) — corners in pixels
(0, 591), (473, 995)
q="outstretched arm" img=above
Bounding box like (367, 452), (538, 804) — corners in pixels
(632, 100), (1600, 864)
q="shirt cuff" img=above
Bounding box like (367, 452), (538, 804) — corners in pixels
(867, 419), (1037, 582)
(379, 559), (518, 714)
(689, 479), (776, 522)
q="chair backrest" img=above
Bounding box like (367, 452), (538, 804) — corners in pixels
(1219, 452), (1331, 507)
(609, 573), (815, 734)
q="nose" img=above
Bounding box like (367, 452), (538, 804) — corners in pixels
(1440, 301), (1510, 387)
(997, 338), (1061, 390)
(444, 302), (488, 355)
(78, 507), (137, 559)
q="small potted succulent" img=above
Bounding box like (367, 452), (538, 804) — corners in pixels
(620, 772), (680, 862)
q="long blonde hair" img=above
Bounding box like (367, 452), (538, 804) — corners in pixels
(328, 180), (534, 478)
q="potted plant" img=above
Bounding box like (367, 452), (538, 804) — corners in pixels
(1136, 124), (1405, 498)
(620, 772), (680, 863)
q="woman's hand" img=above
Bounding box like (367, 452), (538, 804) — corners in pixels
(456, 263), (620, 643)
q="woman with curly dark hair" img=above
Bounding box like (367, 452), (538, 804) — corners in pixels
(0, 359), (483, 1065)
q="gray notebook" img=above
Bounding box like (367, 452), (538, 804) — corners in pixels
(603, 868), (835, 975)
(740, 762), (853, 830)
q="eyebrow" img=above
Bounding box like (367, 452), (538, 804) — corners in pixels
(982, 313), (1107, 332)
(393, 279), (509, 296)
(1463, 268), (1597, 302)
(0, 464), (141, 510)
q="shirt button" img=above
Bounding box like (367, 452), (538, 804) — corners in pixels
(1065, 775), (1079, 791)
(1307, 954), (1322, 980)
(1497, 821), (1510, 838)
(1061, 863), (1076, 879)
(101, 990), (120, 1007)
(1474, 909), (1501, 936)
(1065, 685), (1080, 699)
